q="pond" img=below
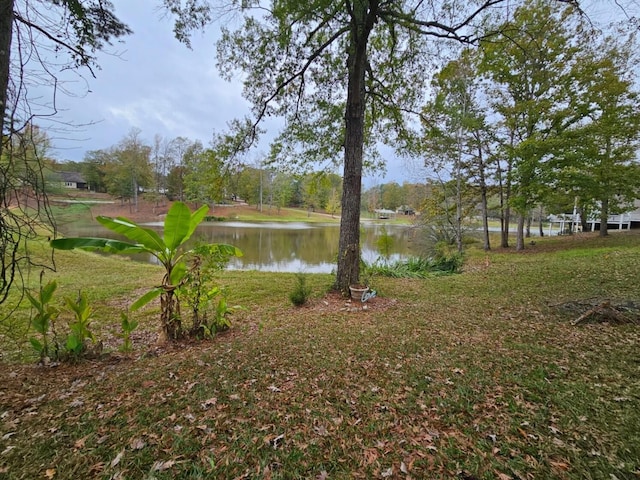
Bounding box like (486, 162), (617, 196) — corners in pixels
(58, 221), (417, 273)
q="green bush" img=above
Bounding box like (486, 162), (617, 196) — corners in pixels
(180, 243), (242, 338)
(289, 273), (312, 306)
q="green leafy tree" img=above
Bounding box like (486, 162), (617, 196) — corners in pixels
(183, 141), (227, 207)
(479, 0), (589, 250)
(81, 150), (109, 192)
(236, 166), (262, 206)
(326, 188), (341, 218)
(166, 164), (187, 201)
(50, 202), (242, 341)
(380, 182), (404, 212)
(552, 35), (640, 236)
(422, 51), (494, 251)
(271, 172), (294, 213)
(117, 128), (153, 210)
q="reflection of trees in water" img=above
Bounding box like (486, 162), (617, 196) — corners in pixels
(202, 225), (341, 269)
(361, 224), (412, 264)
(59, 222), (413, 273)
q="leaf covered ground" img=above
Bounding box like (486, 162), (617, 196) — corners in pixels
(1, 232), (639, 479)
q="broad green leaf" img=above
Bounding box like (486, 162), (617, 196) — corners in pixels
(215, 244), (243, 258)
(25, 290), (41, 310)
(29, 337), (43, 353)
(131, 288), (162, 311)
(123, 317), (139, 331)
(66, 334), (82, 353)
(31, 314), (49, 334)
(163, 202), (193, 251)
(41, 280), (58, 305)
(51, 237), (147, 254)
(183, 204), (210, 244)
(206, 286), (221, 297)
(216, 297), (228, 316)
(169, 262), (187, 286)
(97, 216), (165, 252)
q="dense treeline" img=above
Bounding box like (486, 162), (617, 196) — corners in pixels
(419, 1), (640, 250)
(50, 130), (431, 216)
(49, 129), (348, 214)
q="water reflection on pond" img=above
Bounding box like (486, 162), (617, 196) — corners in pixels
(59, 221), (416, 273)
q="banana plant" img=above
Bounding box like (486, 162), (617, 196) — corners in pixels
(26, 280), (60, 361)
(50, 202), (242, 341)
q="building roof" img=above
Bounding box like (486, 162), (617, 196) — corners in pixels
(59, 171), (86, 183)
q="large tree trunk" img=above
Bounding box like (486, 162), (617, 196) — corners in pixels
(497, 154), (512, 248)
(480, 183), (490, 251)
(516, 213), (525, 251)
(0, 0), (14, 154)
(335, 0), (376, 294)
(538, 204), (545, 237)
(477, 145), (490, 251)
(600, 197), (609, 237)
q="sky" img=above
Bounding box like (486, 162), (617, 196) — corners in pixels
(41, 1), (415, 186)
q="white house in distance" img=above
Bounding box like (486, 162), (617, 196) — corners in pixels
(58, 171), (87, 190)
(548, 199), (640, 235)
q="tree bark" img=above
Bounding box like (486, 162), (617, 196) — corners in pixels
(498, 138), (513, 248)
(516, 213), (525, 250)
(599, 196), (609, 237)
(476, 143), (490, 251)
(538, 204), (545, 237)
(498, 161), (511, 248)
(335, 0), (376, 294)
(0, 0), (14, 155)
(480, 183), (490, 251)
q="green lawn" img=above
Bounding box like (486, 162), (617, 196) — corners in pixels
(0, 231), (638, 479)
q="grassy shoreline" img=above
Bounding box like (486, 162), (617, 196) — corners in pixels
(0, 231), (639, 478)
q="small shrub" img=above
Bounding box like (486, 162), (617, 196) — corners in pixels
(289, 273), (312, 306)
(118, 312), (139, 352)
(180, 243), (241, 337)
(200, 296), (242, 339)
(27, 281), (99, 362)
(26, 280), (60, 363)
(64, 291), (97, 359)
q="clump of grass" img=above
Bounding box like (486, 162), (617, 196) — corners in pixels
(367, 253), (463, 279)
(289, 273), (312, 306)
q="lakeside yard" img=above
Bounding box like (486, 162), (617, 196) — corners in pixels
(0, 231), (639, 479)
